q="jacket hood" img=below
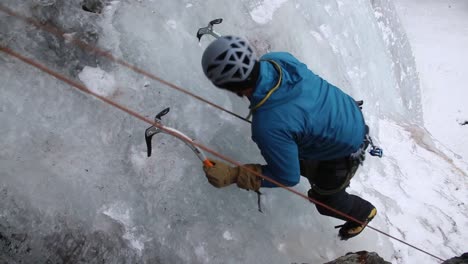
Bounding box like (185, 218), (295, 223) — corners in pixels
(249, 58), (303, 111)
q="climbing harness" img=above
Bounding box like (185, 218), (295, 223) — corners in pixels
(310, 137), (368, 196)
(311, 101), (384, 196)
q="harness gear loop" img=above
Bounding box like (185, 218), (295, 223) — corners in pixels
(246, 60), (283, 120)
(311, 120), (383, 196)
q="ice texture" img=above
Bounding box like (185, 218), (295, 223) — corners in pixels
(0, 0), (466, 263)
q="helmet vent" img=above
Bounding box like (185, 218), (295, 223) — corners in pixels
(215, 51), (228, 61)
(235, 51), (243, 59)
(233, 69), (242, 79)
(222, 64), (235, 74)
(242, 56), (250, 65)
(231, 43), (240, 48)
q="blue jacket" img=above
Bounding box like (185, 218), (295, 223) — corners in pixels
(250, 52), (366, 188)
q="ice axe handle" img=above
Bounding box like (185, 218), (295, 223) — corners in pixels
(203, 159), (214, 168)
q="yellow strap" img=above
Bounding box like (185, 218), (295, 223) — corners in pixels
(246, 60), (283, 120)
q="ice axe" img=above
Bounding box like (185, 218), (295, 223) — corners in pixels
(145, 107), (213, 167)
(196, 18), (223, 41)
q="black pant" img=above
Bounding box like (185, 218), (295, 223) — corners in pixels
(300, 158), (374, 222)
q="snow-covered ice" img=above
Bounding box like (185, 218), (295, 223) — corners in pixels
(0, 0), (466, 263)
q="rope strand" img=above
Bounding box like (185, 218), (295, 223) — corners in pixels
(0, 4), (251, 124)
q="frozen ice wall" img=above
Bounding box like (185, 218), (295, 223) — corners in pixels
(394, 0), (468, 159)
(0, 0), (466, 263)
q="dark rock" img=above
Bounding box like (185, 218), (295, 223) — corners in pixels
(324, 251), (391, 264)
(82, 0), (104, 14)
(43, 228), (137, 263)
(325, 251), (468, 264)
(1, 0), (109, 77)
(443, 253), (468, 264)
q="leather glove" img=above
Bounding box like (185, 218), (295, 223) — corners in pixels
(203, 160), (262, 191)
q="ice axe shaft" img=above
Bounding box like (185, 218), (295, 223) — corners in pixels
(145, 108), (213, 167)
(197, 18), (223, 41)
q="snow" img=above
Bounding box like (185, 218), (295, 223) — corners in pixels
(0, 0), (466, 263)
(394, 0), (468, 160)
(370, 119), (467, 262)
(250, 0), (289, 24)
(102, 202), (149, 253)
(78, 66), (117, 97)
(223, 230), (234, 241)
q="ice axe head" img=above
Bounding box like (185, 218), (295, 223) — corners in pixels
(145, 107), (170, 157)
(197, 18), (223, 41)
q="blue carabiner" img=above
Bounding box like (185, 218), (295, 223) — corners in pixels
(369, 147), (383, 158)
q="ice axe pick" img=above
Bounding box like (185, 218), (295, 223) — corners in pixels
(145, 108), (213, 167)
(196, 18), (223, 41)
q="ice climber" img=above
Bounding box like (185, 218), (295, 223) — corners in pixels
(200, 36), (377, 240)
